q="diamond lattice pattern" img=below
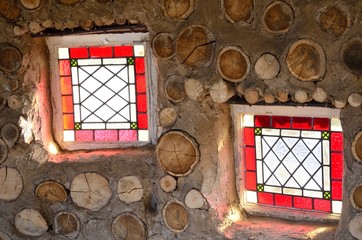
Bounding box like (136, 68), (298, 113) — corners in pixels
(262, 136), (322, 191)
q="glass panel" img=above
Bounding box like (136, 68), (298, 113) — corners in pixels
(257, 160), (263, 184)
(72, 86), (79, 104)
(303, 190), (322, 198)
(283, 137), (298, 148)
(285, 178), (300, 188)
(262, 128), (280, 136)
(135, 58), (145, 74)
(313, 118), (330, 130)
(273, 165), (290, 185)
(61, 77), (72, 95)
(63, 114), (74, 130)
(332, 200), (342, 214)
(136, 75), (146, 93)
(70, 47), (89, 59)
(272, 116), (291, 128)
(323, 166), (330, 191)
(62, 96), (73, 113)
(77, 59), (102, 65)
(331, 153), (343, 180)
(314, 199), (331, 212)
(103, 58), (127, 65)
(243, 114), (254, 127)
(303, 155), (320, 175)
(275, 194), (292, 207)
(258, 192), (274, 205)
(293, 167), (310, 187)
(130, 104), (137, 122)
(293, 196), (312, 210)
(134, 45), (145, 57)
(59, 60), (70, 76)
(138, 113), (148, 129)
(129, 85), (136, 103)
(283, 188), (302, 196)
(82, 123), (106, 129)
(75, 130), (94, 141)
(114, 46), (133, 57)
(245, 147), (256, 171)
(264, 186), (282, 194)
(106, 123), (130, 129)
(245, 171), (256, 190)
(81, 95), (103, 113)
(246, 191), (257, 203)
(138, 130), (149, 141)
(281, 129), (300, 137)
(323, 140), (330, 165)
(92, 67), (114, 84)
(332, 181), (342, 200)
(90, 46), (113, 58)
(119, 130), (137, 142)
(71, 67), (78, 85)
(292, 117), (312, 130)
(255, 115), (271, 127)
(244, 128), (255, 146)
(331, 118), (342, 131)
(283, 153), (299, 173)
(331, 132), (343, 151)
(128, 65), (135, 83)
(94, 130), (118, 141)
(137, 94), (147, 113)
(58, 48), (69, 59)
(293, 140), (310, 161)
(301, 131), (321, 139)
(63, 130), (75, 142)
(74, 105), (80, 122)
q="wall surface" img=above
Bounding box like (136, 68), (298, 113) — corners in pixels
(0, 0), (361, 239)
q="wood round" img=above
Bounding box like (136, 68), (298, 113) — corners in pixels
(318, 5), (349, 38)
(20, 0), (41, 10)
(35, 180), (68, 203)
(263, 1), (294, 34)
(352, 131), (362, 163)
(152, 33), (174, 59)
(349, 215), (362, 240)
(184, 78), (205, 101)
(54, 212), (80, 239)
(117, 176), (143, 204)
(160, 175), (177, 193)
(1, 122), (20, 148)
(351, 183), (362, 210)
(222, 0), (253, 23)
(0, 1), (20, 21)
(0, 45), (22, 72)
(340, 37), (362, 75)
(286, 39), (326, 81)
(15, 209), (48, 237)
(156, 130), (199, 177)
(254, 53), (280, 80)
(185, 189), (205, 209)
(217, 46), (250, 82)
(159, 107), (177, 127)
(176, 25), (214, 68)
(348, 93), (362, 107)
(70, 172), (112, 211)
(58, 0), (81, 5)
(0, 167), (23, 201)
(163, 201), (189, 233)
(0, 139), (8, 165)
(164, 75), (186, 103)
(210, 80), (236, 103)
(162, 0), (195, 20)
(112, 213), (147, 240)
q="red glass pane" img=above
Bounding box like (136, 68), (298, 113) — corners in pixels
(332, 181), (342, 200)
(314, 199), (331, 212)
(69, 48), (89, 59)
(90, 46), (113, 58)
(60, 77), (72, 95)
(255, 115), (271, 127)
(275, 194), (292, 207)
(294, 197), (312, 210)
(75, 130), (94, 141)
(313, 118), (330, 130)
(331, 132), (343, 151)
(331, 152), (343, 180)
(292, 117), (312, 130)
(258, 192), (274, 205)
(135, 58), (145, 74)
(62, 96), (73, 113)
(119, 130), (137, 142)
(243, 128), (255, 146)
(136, 75), (146, 93)
(114, 46), (133, 57)
(137, 94), (147, 113)
(244, 147), (256, 171)
(245, 171), (256, 190)
(138, 113), (148, 129)
(272, 116), (291, 128)
(59, 60), (70, 76)
(63, 114), (74, 130)
(94, 130), (118, 141)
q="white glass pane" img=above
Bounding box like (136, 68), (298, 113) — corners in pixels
(264, 151), (279, 172)
(264, 186), (282, 194)
(82, 123), (105, 129)
(80, 107), (91, 121)
(273, 138), (289, 159)
(262, 138), (270, 158)
(78, 59), (102, 65)
(323, 166), (330, 191)
(303, 155), (320, 175)
(302, 131), (321, 139)
(103, 58), (127, 65)
(130, 104), (137, 122)
(263, 136), (278, 148)
(58, 48), (69, 59)
(283, 187), (302, 196)
(63, 130), (74, 142)
(119, 87), (130, 101)
(134, 45), (145, 57)
(118, 107), (130, 121)
(72, 86), (79, 104)
(81, 95), (103, 112)
(128, 65), (135, 83)
(82, 113), (102, 123)
(312, 142), (322, 162)
(138, 130), (149, 141)
(71, 67), (78, 85)
(262, 163), (271, 183)
(332, 201), (342, 214)
(331, 118), (342, 132)
(108, 114), (128, 123)
(106, 123), (130, 129)
(93, 67), (114, 84)
(274, 165), (290, 185)
(81, 77), (102, 95)
(107, 95), (128, 112)
(262, 128), (280, 136)
(93, 86), (113, 102)
(294, 167), (309, 187)
(303, 139), (320, 151)
(303, 190), (322, 198)
(118, 66), (129, 82)
(281, 129), (300, 137)
(255, 136), (261, 159)
(94, 105), (116, 122)
(323, 140), (330, 165)
(257, 160), (263, 184)
(106, 77), (127, 93)
(305, 179), (321, 191)
(265, 175), (280, 186)
(129, 85), (136, 103)
(81, 66), (100, 76)
(246, 191), (257, 203)
(293, 140), (310, 162)
(243, 114), (254, 127)
(283, 137), (298, 148)
(74, 104), (80, 122)
(313, 168), (323, 189)
(285, 178), (299, 188)
(283, 153), (300, 173)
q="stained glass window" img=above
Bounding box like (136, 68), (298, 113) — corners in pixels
(243, 115), (343, 214)
(58, 45), (148, 143)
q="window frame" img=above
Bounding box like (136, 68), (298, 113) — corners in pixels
(231, 105), (342, 222)
(47, 33), (157, 151)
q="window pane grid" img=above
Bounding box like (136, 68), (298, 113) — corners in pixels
(58, 45), (148, 142)
(244, 115), (343, 213)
